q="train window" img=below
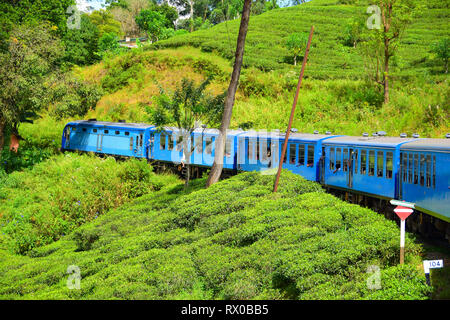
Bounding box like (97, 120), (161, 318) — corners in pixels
(205, 137), (213, 155)
(93, 129), (97, 133)
(82, 128), (87, 132)
(136, 135), (139, 148)
(408, 154), (413, 183)
(248, 139), (254, 160)
(130, 137), (133, 150)
(343, 148), (348, 171)
(402, 154), (407, 182)
(336, 148), (341, 171)
(386, 152), (393, 179)
(190, 136), (194, 153)
(266, 141), (272, 161)
(433, 155), (436, 189)
(330, 147), (335, 170)
(413, 154), (418, 184)
(426, 155), (431, 187)
(160, 133), (166, 150)
(360, 150), (366, 174)
(289, 144), (296, 164)
(104, 130), (109, 134)
(195, 136), (202, 154)
(225, 139), (232, 157)
(420, 154), (425, 186)
(354, 150), (358, 174)
(115, 131), (120, 135)
(125, 131), (129, 136)
(176, 135), (184, 151)
(261, 139), (268, 162)
(256, 139), (260, 161)
(298, 144), (305, 166)
(140, 134), (143, 147)
(72, 127), (76, 131)
(377, 151), (384, 177)
(368, 150), (375, 176)
(307, 145), (314, 167)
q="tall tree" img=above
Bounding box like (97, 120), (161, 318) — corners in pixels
(363, 0), (420, 104)
(151, 78), (225, 187)
(0, 24), (63, 151)
(206, 0), (252, 187)
(135, 9), (168, 42)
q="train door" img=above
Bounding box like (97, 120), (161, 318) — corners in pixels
(135, 133), (144, 157)
(319, 147), (325, 184)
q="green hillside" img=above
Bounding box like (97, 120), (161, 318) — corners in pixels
(0, 169), (432, 299)
(154, 0), (450, 79)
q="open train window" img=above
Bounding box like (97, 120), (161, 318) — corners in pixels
(426, 155), (431, 187)
(176, 135), (183, 151)
(289, 143), (296, 164)
(190, 136), (195, 153)
(377, 151), (384, 177)
(343, 148), (348, 171)
(414, 154), (418, 184)
(307, 145), (314, 167)
(125, 132), (129, 136)
(408, 154), (413, 183)
(368, 150), (375, 176)
(167, 134), (173, 151)
(336, 148), (341, 171)
(386, 152), (393, 179)
(115, 131), (120, 135)
(136, 135), (139, 148)
(225, 139), (232, 157)
(140, 134), (143, 147)
(420, 154), (425, 186)
(353, 149), (358, 173)
(104, 130), (109, 134)
(329, 147), (335, 170)
(82, 128), (87, 132)
(360, 150), (366, 174)
(195, 136), (202, 154)
(160, 133), (166, 150)
(205, 137), (213, 155)
(93, 129), (97, 133)
(298, 144), (305, 166)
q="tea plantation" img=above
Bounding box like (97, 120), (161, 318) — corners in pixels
(0, 168), (431, 299)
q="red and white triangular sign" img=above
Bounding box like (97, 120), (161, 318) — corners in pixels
(394, 206), (413, 221)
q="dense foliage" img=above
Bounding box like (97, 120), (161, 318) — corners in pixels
(0, 170), (431, 299)
(0, 154), (177, 254)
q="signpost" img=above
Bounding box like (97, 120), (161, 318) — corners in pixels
(390, 200), (414, 264)
(423, 260), (444, 285)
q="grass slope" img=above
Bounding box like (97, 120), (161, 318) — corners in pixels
(0, 170), (431, 300)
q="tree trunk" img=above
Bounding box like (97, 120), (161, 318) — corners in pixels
(190, 0), (194, 32)
(383, 39), (390, 104)
(294, 55), (297, 66)
(206, 0), (252, 188)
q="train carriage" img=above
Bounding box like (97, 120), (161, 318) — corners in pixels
(399, 139), (450, 222)
(62, 120), (154, 158)
(321, 135), (417, 199)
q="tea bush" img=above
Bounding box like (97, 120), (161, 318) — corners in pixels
(0, 154), (179, 254)
(0, 170), (430, 299)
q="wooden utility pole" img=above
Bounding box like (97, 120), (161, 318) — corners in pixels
(206, 0), (252, 187)
(273, 25), (314, 193)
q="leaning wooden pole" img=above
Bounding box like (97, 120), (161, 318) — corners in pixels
(273, 25), (314, 193)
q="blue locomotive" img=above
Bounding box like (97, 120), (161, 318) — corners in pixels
(61, 119), (450, 240)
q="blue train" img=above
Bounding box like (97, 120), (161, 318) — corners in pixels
(61, 119), (450, 240)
